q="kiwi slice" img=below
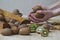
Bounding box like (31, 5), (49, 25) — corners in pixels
(29, 23), (38, 33)
(40, 29), (49, 37)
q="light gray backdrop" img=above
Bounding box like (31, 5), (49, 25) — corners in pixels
(0, 0), (59, 16)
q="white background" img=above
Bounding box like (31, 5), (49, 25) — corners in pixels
(0, 0), (60, 16)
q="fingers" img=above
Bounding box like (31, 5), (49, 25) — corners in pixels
(28, 11), (48, 23)
(31, 14), (44, 22)
(28, 10), (52, 22)
(39, 15), (49, 22)
(28, 14), (40, 23)
(36, 10), (47, 15)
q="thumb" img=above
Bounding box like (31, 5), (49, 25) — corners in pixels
(36, 10), (46, 14)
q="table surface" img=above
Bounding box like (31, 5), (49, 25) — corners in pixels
(0, 30), (60, 40)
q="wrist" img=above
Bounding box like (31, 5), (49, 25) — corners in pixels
(52, 8), (60, 17)
(48, 2), (60, 10)
(51, 11), (56, 17)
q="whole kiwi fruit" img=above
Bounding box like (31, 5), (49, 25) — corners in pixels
(11, 26), (19, 34)
(0, 9), (3, 14)
(32, 5), (43, 13)
(5, 17), (11, 22)
(35, 13), (45, 19)
(19, 27), (30, 35)
(1, 28), (12, 36)
(13, 9), (22, 17)
(14, 22), (20, 26)
(53, 25), (60, 30)
(32, 5), (45, 19)
(0, 14), (4, 21)
(3, 22), (11, 28)
(20, 19), (30, 24)
(42, 24), (51, 30)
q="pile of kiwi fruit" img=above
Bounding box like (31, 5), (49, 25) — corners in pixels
(0, 5), (50, 37)
(1, 23), (30, 36)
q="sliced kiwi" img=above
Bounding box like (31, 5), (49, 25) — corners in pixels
(29, 23), (38, 33)
(40, 29), (49, 37)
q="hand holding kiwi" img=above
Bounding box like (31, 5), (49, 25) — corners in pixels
(29, 5), (47, 23)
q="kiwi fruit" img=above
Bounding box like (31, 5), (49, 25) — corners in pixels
(36, 26), (44, 34)
(3, 22), (11, 28)
(32, 5), (45, 19)
(40, 29), (49, 37)
(0, 9), (4, 14)
(0, 14), (7, 22)
(14, 22), (20, 26)
(8, 19), (17, 26)
(19, 27), (30, 35)
(29, 23), (38, 33)
(32, 5), (47, 13)
(5, 17), (11, 22)
(35, 13), (45, 19)
(11, 26), (19, 34)
(8, 22), (14, 26)
(9, 19), (17, 24)
(1, 28), (12, 36)
(20, 20), (30, 24)
(53, 25), (60, 30)
(13, 9), (22, 17)
(32, 5), (43, 13)
(42, 23), (53, 30)
(13, 9), (19, 15)
(0, 14), (4, 21)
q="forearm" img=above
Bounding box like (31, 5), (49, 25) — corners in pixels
(48, 1), (60, 10)
(52, 8), (60, 17)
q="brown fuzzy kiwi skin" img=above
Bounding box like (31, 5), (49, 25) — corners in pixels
(42, 23), (53, 30)
(42, 24), (50, 30)
(32, 5), (43, 13)
(13, 9), (22, 17)
(0, 14), (5, 21)
(0, 9), (4, 14)
(20, 20), (30, 25)
(35, 13), (45, 19)
(32, 5), (47, 13)
(32, 5), (45, 19)
(53, 25), (60, 30)
(0, 14), (11, 29)
(0, 13), (9, 22)
(11, 26), (19, 35)
(18, 24), (30, 35)
(1, 28), (12, 36)
(19, 27), (30, 35)
(3, 22), (11, 28)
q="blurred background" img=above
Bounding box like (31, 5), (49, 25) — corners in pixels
(0, 0), (60, 16)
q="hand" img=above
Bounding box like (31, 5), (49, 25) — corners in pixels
(28, 10), (54, 23)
